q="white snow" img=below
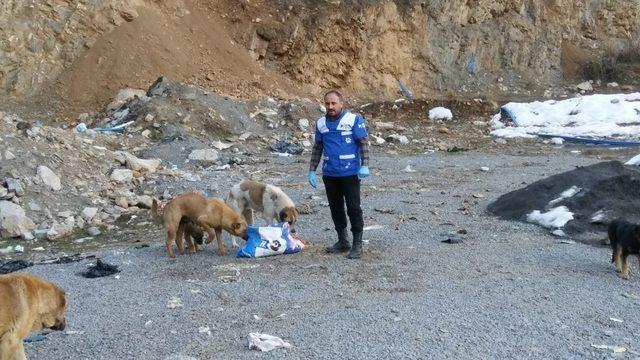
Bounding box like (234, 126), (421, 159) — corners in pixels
(526, 206), (574, 228)
(548, 186), (581, 206)
(490, 93), (640, 139)
(429, 107), (453, 121)
(626, 153), (640, 165)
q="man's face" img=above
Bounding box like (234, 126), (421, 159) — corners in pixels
(324, 93), (343, 117)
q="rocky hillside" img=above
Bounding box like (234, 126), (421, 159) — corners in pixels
(1, 0), (639, 118)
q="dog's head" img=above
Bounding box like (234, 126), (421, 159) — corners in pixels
(231, 219), (249, 240)
(279, 207), (299, 233)
(41, 285), (67, 331)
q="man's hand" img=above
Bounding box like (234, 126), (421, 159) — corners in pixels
(358, 166), (369, 180)
(308, 171), (317, 188)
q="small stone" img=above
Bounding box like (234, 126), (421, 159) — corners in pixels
(4, 150), (15, 160)
(115, 196), (129, 208)
(86, 226), (101, 236)
(82, 207), (99, 220)
(20, 231), (34, 241)
(5, 178), (24, 196)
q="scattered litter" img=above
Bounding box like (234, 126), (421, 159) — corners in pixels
(428, 107), (453, 121)
(480, 166), (490, 172)
(32, 247), (45, 251)
(270, 141), (303, 155)
(402, 164), (416, 173)
(386, 134), (409, 144)
(591, 344), (626, 353)
(272, 152), (292, 157)
(362, 226), (383, 233)
(374, 208), (394, 214)
(570, 150), (581, 154)
(248, 333), (292, 352)
(253, 315), (262, 320)
(64, 330), (84, 335)
(622, 292), (640, 300)
(609, 317), (624, 323)
(144, 320), (153, 327)
(79, 259), (120, 278)
(472, 194), (484, 199)
(441, 237), (464, 244)
(559, 240), (576, 245)
(167, 297), (183, 309)
(526, 206), (574, 229)
(190, 289), (201, 294)
(198, 326), (212, 336)
(0, 260), (34, 274)
(23, 335), (46, 343)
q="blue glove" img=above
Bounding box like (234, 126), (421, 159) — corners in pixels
(308, 171), (317, 188)
(358, 166), (370, 180)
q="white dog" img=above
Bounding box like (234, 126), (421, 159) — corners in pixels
(227, 180), (298, 247)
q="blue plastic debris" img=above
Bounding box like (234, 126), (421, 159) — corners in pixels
(396, 80), (414, 102)
(466, 53), (477, 74)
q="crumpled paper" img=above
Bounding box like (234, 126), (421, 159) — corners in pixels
(248, 333), (292, 352)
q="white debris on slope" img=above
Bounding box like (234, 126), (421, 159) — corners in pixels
(491, 93), (640, 139)
(428, 107), (453, 121)
(527, 206), (574, 228)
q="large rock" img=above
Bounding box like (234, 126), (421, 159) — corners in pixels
(114, 151), (162, 173)
(0, 200), (35, 237)
(188, 149), (219, 163)
(37, 166), (62, 191)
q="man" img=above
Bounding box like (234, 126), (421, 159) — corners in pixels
(308, 90), (370, 259)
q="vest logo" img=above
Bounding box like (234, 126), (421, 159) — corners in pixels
(345, 137), (352, 144)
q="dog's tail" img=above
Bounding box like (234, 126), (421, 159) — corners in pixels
(150, 199), (164, 226)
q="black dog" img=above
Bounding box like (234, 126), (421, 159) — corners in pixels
(609, 219), (640, 279)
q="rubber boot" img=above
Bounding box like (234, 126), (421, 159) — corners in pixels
(326, 228), (350, 253)
(347, 231), (363, 259)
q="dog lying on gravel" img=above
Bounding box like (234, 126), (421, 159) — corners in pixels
(151, 192), (248, 257)
(227, 180), (298, 247)
(609, 219), (640, 279)
(0, 273), (67, 360)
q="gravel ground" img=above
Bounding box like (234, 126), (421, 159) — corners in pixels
(18, 149), (640, 359)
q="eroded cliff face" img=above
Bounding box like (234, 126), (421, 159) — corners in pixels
(0, 0), (144, 95)
(241, 0), (639, 98)
(1, 0), (638, 113)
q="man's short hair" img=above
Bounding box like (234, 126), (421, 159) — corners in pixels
(324, 90), (344, 102)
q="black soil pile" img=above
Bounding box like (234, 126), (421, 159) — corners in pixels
(488, 161), (640, 245)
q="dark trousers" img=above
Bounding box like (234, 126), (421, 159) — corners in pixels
(322, 175), (363, 234)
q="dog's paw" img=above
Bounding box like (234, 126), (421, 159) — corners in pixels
(622, 273), (630, 280)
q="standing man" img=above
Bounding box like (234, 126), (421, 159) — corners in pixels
(308, 90), (370, 259)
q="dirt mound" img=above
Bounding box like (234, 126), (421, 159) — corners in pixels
(487, 161), (640, 245)
(50, 0), (309, 118)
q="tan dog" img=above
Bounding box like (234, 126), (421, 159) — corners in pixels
(0, 273), (67, 360)
(151, 192), (248, 257)
(227, 180), (298, 247)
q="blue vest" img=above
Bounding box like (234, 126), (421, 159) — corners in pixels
(315, 111), (366, 177)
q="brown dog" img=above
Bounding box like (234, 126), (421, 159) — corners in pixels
(609, 219), (640, 279)
(0, 273), (67, 360)
(151, 192), (248, 257)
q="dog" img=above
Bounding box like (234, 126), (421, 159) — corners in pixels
(609, 219), (640, 279)
(151, 192), (248, 258)
(227, 180), (298, 247)
(151, 199), (206, 253)
(0, 273), (67, 360)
